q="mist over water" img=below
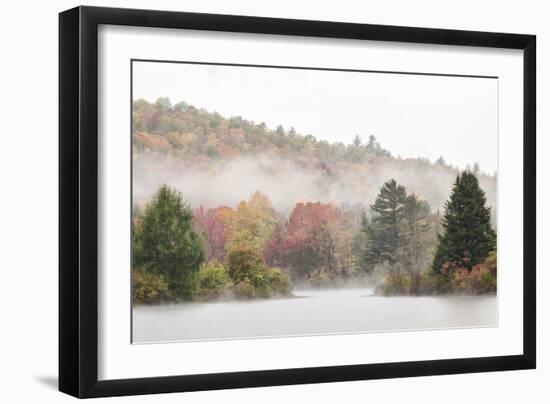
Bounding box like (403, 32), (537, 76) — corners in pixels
(133, 289), (497, 343)
(133, 153), (497, 215)
(132, 147), (498, 345)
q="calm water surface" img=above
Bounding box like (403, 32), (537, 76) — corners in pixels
(132, 288), (497, 343)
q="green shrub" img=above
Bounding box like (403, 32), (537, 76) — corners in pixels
(248, 270), (273, 298)
(267, 268), (292, 295)
(417, 272), (444, 295)
(133, 267), (169, 304)
(376, 270), (453, 296)
(226, 248), (264, 283)
(377, 251), (497, 296)
(376, 272), (411, 296)
(232, 280), (257, 299)
(195, 262), (232, 300)
(226, 248), (292, 299)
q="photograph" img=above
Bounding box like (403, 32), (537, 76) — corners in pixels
(130, 60), (498, 344)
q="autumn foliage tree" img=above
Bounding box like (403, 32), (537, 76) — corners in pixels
(193, 206), (231, 263)
(280, 202), (340, 280)
(263, 220), (287, 268)
(399, 194), (436, 292)
(224, 191), (278, 255)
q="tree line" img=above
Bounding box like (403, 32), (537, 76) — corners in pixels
(132, 171), (496, 304)
(365, 172), (496, 295)
(133, 97), (390, 164)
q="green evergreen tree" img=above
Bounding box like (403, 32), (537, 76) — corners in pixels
(432, 171), (496, 272)
(366, 179), (407, 269)
(133, 185), (204, 299)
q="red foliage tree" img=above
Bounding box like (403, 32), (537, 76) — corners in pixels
(193, 206), (231, 262)
(263, 221), (286, 267)
(281, 202), (340, 280)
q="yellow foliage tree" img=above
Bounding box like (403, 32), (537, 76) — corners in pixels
(225, 191), (278, 254)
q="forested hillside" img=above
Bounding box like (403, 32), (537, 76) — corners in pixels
(132, 98), (497, 217)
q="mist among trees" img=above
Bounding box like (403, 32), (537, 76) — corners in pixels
(132, 98), (497, 304)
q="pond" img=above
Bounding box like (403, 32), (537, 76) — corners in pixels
(132, 288), (497, 343)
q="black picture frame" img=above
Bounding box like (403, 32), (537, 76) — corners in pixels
(59, 5), (536, 398)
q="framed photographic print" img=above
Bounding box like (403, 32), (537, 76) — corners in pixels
(59, 6), (536, 398)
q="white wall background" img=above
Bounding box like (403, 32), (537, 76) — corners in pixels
(0, 0), (546, 402)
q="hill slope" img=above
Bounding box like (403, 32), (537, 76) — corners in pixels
(132, 98), (497, 217)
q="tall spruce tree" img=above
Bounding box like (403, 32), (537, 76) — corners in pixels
(432, 171), (496, 272)
(133, 185), (204, 299)
(366, 179), (407, 269)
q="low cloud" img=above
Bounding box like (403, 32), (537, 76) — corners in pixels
(133, 153), (497, 216)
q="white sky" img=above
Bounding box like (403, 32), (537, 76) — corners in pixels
(133, 61), (498, 173)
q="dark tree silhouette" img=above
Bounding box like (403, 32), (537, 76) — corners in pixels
(432, 171), (496, 272)
(365, 179), (407, 269)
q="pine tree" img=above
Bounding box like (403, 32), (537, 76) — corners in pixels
(347, 135), (365, 162)
(366, 179), (407, 269)
(133, 185), (205, 299)
(432, 171), (496, 272)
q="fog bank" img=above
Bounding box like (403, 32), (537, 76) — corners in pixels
(133, 153), (497, 216)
